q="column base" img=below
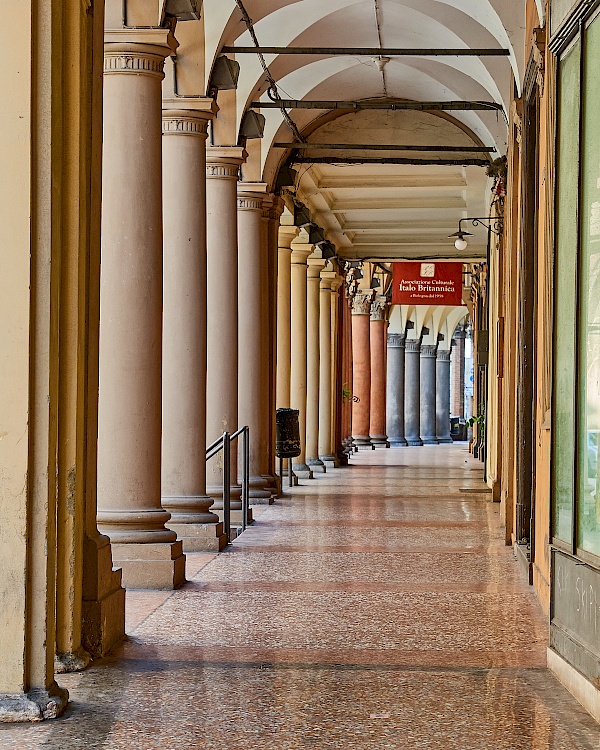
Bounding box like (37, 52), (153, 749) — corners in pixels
(111, 541), (186, 590)
(292, 462), (314, 479)
(262, 473), (280, 497)
(352, 436), (375, 450)
(166, 521), (227, 552)
(370, 436), (390, 448)
(436, 436), (454, 444)
(208, 485), (242, 511)
(215, 507), (253, 525)
(81, 533), (126, 659)
(248, 476), (274, 503)
(320, 454), (339, 468)
(0, 682), (68, 723)
(389, 438), (408, 447)
(54, 648), (91, 674)
(307, 458), (326, 473)
(422, 437), (439, 445)
(407, 438), (424, 446)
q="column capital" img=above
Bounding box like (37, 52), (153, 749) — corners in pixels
(206, 147), (247, 179)
(405, 338), (421, 353)
(237, 194), (264, 212)
(291, 243), (314, 265)
(162, 98), (218, 137)
(370, 295), (388, 322)
(331, 274), (344, 293)
(421, 344), (438, 358)
(279, 225), (299, 250)
(269, 196), (285, 221)
(388, 332), (406, 348)
(351, 291), (374, 316)
(437, 348), (452, 362)
(320, 271), (336, 291)
(307, 254), (327, 278)
(104, 29), (176, 78)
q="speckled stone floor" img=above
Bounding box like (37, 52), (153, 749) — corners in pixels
(3, 444), (600, 748)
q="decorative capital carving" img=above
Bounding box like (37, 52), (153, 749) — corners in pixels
(421, 344), (438, 358)
(206, 163), (239, 180)
(437, 349), (452, 363)
(162, 113), (209, 137)
(387, 333), (406, 348)
(237, 194), (264, 212)
(405, 338), (421, 353)
(206, 147), (246, 180)
(351, 292), (374, 316)
(532, 26), (546, 96)
(370, 296), (387, 321)
(104, 48), (167, 78)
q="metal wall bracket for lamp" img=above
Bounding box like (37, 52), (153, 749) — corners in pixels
(449, 216), (504, 251)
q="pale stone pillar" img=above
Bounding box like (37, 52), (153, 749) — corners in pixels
(420, 344), (439, 445)
(161, 100), (226, 553)
(369, 296), (389, 448)
(404, 338), (423, 446)
(237, 188), (272, 502)
(436, 348), (453, 443)
(330, 276), (344, 462)
(319, 271), (338, 467)
(306, 253), (327, 471)
(387, 333), (408, 446)
(276, 226), (299, 409)
(205, 147), (246, 520)
(351, 292), (374, 449)
(97, 32), (185, 590)
(290, 243), (314, 478)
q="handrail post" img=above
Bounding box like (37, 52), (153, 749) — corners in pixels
(223, 431), (231, 543)
(242, 427), (250, 531)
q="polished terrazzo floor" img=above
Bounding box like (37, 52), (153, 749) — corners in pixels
(3, 444), (600, 748)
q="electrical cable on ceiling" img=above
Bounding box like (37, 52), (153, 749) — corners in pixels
(234, 0), (306, 143)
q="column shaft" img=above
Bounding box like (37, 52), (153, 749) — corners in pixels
(404, 339), (423, 446)
(436, 348), (453, 443)
(369, 297), (389, 448)
(161, 101), (226, 552)
(451, 326), (467, 417)
(276, 227), (298, 409)
(290, 244), (313, 477)
(306, 254), (327, 471)
(238, 189), (272, 501)
(351, 292), (374, 449)
(205, 147), (246, 520)
(319, 272), (338, 466)
(386, 334), (408, 446)
(420, 344), (439, 444)
(330, 278), (343, 462)
(97, 34), (185, 590)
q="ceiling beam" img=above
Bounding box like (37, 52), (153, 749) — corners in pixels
(293, 157), (490, 166)
(222, 46), (510, 57)
(252, 99), (503, 112)
(275, 143), (496, 152)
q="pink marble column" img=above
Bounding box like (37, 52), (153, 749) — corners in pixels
(369, 296), (390, 448)
(351, 292), (374, 450)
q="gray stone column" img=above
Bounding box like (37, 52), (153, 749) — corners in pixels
(451, 324), (466, 418)
(404, 338), (423, 446)
(386, 333), (407, 446)
(436, 348), (453, 443)
(420, 344), (438, 445)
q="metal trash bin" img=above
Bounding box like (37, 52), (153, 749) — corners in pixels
(276, 408), (301, 458)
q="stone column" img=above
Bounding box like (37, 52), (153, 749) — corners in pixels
(420, 344), (439, 445)
(330, 276), (344, 462)
(404, 338), (423, 446)
(451, 324), (466, 418)
(97, 32), (185, 589)
(205, 147), (247, 519)
(237, 188), (272, 502)
(436, 348), (453, 443)
(319, 270), (338, 467)
(386, 333), (407, 446)
(290, 242), (314, 478)
(370, 296), (389, 448)
(306, 253), (327, 471)
(351, 292), (374, 449)
(160, 99), (226, 553)
(276, 226), (299, 409)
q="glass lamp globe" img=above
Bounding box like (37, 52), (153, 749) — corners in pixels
(455, 238), (468, 252)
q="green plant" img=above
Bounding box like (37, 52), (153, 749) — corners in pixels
(342, 383), (352, 404)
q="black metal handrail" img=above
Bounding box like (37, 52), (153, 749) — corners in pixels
(206, 426), (250, 542)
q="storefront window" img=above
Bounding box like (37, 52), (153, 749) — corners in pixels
(553, 40), (580, 543)
(577, 15), (600, 557)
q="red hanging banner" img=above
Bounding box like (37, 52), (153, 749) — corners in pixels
(391, 262), (464, 306)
